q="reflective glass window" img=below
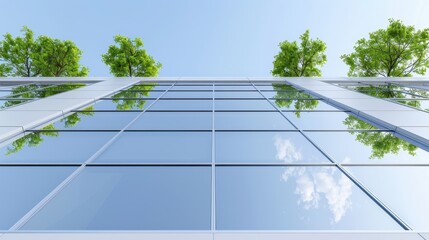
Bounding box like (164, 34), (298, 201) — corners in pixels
(285, 112), (382, 130)
(216, 132), (330, 163)
(129, 112), (212, 130)
(215, 100), (275, 110)
(0, 167), (76, 229)
(271, 99), (339, 111)
(215, 85), (254, 90)
(0, 132), (116, 164)
(215, 91), (263, 98)
(216, 166), (401, 230)
(306, 132), (429, 164)
(162, 91), (212, 98)
(215, 112), (294, 130)
(150, 100), (212, 110)
(346, 166), (429, 231)
(52, 112), (139, 130)
(95, 132), (211, 163)
(0, 91), (11, 97)
(170, 85), (212, 90)
(22, 166), (212, 230)
(91, 99), (154, 111)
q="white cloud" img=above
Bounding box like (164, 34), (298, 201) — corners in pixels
(282, 167), (353, 223)
(274, 135), (302, 163)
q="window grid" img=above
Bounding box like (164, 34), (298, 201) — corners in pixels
(0, 80), (428, 232)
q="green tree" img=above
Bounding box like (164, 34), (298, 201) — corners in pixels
(341, 19), (429, 77)
(0, 26), (88, 77)
(35, 36), (88, 77)
(272, 30), (327, 77)
(0, 26), (40, 77)
(102, 35), (162, 77)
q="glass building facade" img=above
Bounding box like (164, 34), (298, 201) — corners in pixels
(0, 77), (428, 240)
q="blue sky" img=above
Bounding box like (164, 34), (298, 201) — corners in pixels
(1, 0), (429, 77)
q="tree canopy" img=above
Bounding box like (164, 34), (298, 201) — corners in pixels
(0, 26), (88, 77)
(102, 35), (162, 77)
(272, 30), (327, 77)
(341, 19), (429, 77)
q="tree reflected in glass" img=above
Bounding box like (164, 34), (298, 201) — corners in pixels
(5, 106), (94, 155)
(354, 85), (429, 110)
(343, 115), (417, 159)
(272, 83), (319, 117)
(110, 85), (154, 110)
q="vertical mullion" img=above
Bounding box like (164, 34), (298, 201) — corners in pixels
(211, 82), (216, 232)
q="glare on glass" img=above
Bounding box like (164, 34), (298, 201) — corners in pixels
(22, 166), (211, 230)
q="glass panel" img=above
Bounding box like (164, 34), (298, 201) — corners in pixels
(0, 91), (11, 97)
(0, 132), (116, 163)
(216, 132), (330, 163)
(22, 166), (212, 230)
(170, 85), (212, 91)
(52, 112), (139, 130)
(162, 91), (212, 98)
(215, 85), (254, 90)
(133, 84), (171, 91)
(0, 99), (30, 109)
(215, 100), (275, 110)
(285, 112), (382, 130)
(272, 99), (339, 111)
(216, 166), (401, 230)
(91, 99), (155, 111)
(91, 99), (154, 111)
(215, 112), (294, 130)
(107, 90), (163, 99)
(129, 112), (212, 130)
(95, 132), (211, 163)
(0, 166), (76, 229)
(215, 91), (263, 98)
(392, 99), (429, 112)
(346, 166), (429, 231)
(306, 132), (429, 164)
(150, 100), (212, 110)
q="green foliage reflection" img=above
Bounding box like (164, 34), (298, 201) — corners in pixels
(343, 115), (417, 159)
(272, 83), (319, 117)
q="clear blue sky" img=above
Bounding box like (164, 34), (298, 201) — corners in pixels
(1, 0), (428, 77)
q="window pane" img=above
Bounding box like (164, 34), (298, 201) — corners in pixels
(346, 166), (429, 231)
(306, 132), (429, 164)
(216, 166), (401, 230)
(0, 91), (12, 97)
(170, 85), (212, 90)
(0, 167), (76, 229)
(107, 90), (164, 99)
(22, 166), (212, 230)
(162, 91), (212, 98)
(129, 112), (212, 130)
(215, 100), (275, 110)
(215, 112), (294, 130)
(91, 99), (155, 111)
(215, 85), (254, 90)
(95, 132), (211, 163)
(215, 91), (263, 98)
(216, 132), (330, 163)
(285, 112), (383, 130)
(0, 132), (116, 164)
(52, 112), (139, 130)
(271, 99), (339, 111)
(150, 100), (212, 110)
